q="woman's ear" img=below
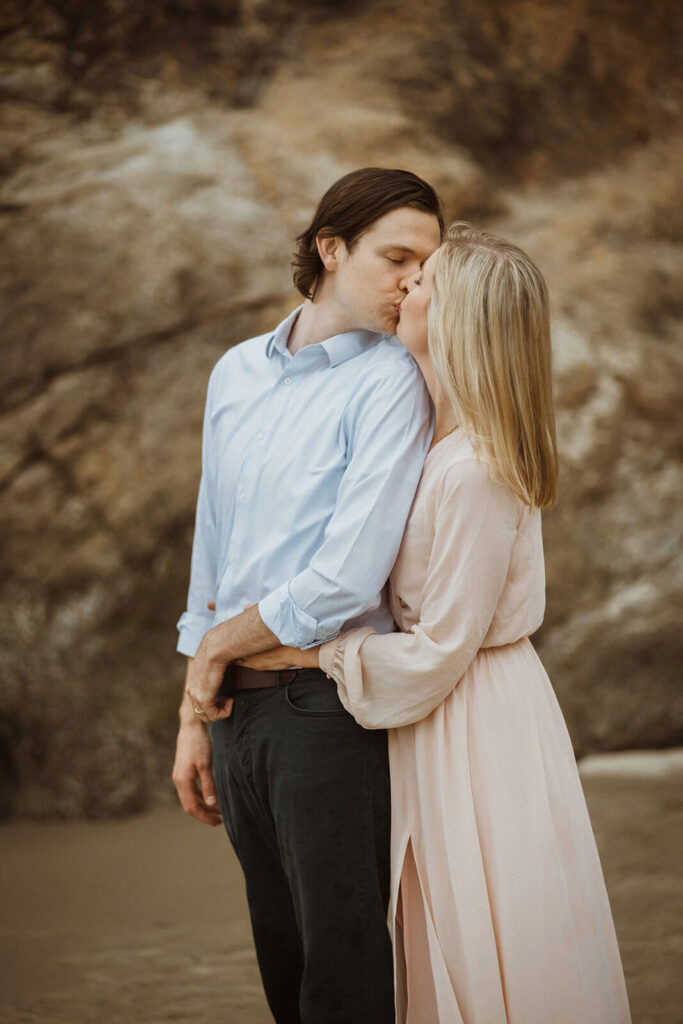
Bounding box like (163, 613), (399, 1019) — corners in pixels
(316, 233), (343, 272)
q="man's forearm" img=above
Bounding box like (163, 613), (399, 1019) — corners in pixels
(205, 604), (280, 663)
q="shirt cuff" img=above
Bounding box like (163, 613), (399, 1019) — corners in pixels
(176, 611), (215, 658)
(258, 582), (338, 648)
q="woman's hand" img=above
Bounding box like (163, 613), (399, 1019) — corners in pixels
(237, 645), (319, 672)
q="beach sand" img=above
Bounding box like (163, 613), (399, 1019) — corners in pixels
(1, 750), (681, 1024)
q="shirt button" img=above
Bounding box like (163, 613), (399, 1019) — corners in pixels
(229, 555), (235, 564)
(257, 431), (264, 440)
(239, 491), (246, 502)
(283, 377), (292, 385)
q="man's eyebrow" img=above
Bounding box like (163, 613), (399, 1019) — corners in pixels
(377, 243), (417, 254)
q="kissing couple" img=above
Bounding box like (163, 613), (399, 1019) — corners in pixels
(174, 168), (631, 1024)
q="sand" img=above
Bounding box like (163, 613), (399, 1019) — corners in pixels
(1, 750), (681, 1024)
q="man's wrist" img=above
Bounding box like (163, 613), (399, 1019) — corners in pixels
(178, 676), (206, 727)
(179, 691), (206, 727)
(203, 620), (238, 665)
(179, 711), (206, 729)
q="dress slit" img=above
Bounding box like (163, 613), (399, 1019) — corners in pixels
(396, 836), (466, 1024)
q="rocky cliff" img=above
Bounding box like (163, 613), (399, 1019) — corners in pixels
(1, 0), (681, 817)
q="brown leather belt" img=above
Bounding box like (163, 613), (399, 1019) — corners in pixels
(229, 665), (301, 690)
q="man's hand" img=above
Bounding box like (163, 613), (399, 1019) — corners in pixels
(172, 717), (222, 827)
(185, 627), (235, 723)
(186, 605), (280, 721)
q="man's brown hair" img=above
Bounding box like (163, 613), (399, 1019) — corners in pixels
(292, 167), (444, 300)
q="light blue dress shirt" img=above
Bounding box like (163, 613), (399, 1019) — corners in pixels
(176, 306), (433, 657)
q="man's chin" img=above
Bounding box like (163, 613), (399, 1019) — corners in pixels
(359, 311), (399, 337)
(380, 314), (400, 336)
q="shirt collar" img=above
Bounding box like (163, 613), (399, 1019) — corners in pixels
(266, 306), (302, 359)
(266, 305), (383, 368)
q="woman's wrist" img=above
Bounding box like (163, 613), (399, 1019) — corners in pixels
(293, 646), (319, 668)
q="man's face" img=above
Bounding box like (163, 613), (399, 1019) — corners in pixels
(395, 246), (440, 359)
(324, 207), (442, 335)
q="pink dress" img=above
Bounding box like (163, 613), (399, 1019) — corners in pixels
(319, 430), (631, 1024)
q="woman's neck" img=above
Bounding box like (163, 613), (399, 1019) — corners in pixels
(413, 352), (458, 443)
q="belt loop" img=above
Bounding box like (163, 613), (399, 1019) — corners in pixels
(276, 670), (284, 689)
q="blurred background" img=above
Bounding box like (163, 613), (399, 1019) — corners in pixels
(0, 0), (682, 1020)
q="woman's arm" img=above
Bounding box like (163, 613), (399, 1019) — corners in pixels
(320, 458), (520, 729)
(237, 645), (319, 671)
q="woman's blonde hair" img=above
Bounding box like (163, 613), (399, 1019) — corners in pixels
(429, 222), (558, 509)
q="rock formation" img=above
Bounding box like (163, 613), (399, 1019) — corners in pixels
(1, 0), (681, 816)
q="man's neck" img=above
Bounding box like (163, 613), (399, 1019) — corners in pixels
(287, 297), (366, 356)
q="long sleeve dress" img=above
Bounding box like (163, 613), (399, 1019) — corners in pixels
(319, 429), (631, 1024)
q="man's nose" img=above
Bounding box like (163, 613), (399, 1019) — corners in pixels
(399, 268), (419, 292)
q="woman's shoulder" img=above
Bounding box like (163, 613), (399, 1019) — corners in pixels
(428, 429), (488, 487)
(432, 431), (522, 525)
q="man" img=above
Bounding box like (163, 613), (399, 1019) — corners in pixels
(173, 167), (443, 1023)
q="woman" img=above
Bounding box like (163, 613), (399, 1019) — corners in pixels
(240, 223), (631, 1023)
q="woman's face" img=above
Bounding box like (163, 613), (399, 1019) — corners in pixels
(396, 247), (440, 357)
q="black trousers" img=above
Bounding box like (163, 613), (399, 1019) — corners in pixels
(211, 669), (394, 1024)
